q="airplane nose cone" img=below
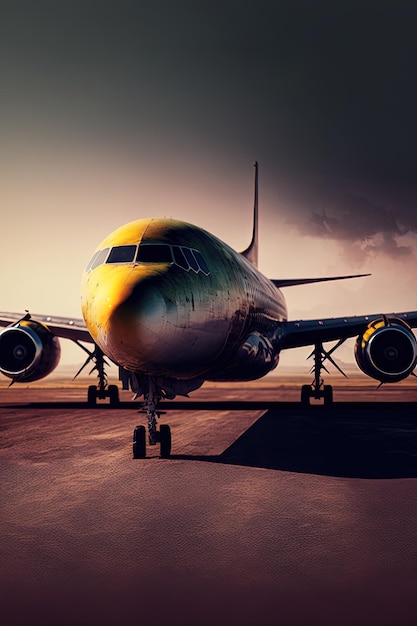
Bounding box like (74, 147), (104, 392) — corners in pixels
(107, 280), (176, 371)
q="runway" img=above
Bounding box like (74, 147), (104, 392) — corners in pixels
(2, 377), (417, 625)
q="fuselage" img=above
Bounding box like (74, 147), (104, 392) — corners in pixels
(81, 218), (287, 382)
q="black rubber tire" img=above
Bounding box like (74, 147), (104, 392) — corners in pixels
(108, 384), (119, 406)
(133, 425), (146, 459)
(323, 385), (333, 405)
(300, 384), (311, 406)
(159, 424), (172, 458)
(87, 385), (97, 406)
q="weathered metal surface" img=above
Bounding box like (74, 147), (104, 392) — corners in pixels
(81, 218), (287, 380)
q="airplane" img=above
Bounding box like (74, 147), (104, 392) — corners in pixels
(1, 162), (416, 459)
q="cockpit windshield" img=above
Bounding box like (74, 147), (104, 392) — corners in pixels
(136, 244), (173, 263)
(107, 245), (137, 264)
(86, 242), (210, 276)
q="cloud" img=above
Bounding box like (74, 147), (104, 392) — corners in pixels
(290, 191), (417, 263)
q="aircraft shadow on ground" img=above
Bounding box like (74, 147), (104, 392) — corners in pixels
(6, 399), (417, 478)
(172, 403), (417, 479)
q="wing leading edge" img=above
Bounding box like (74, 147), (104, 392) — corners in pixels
(0, 312), (91, 343)
(279, 310), (417, 350)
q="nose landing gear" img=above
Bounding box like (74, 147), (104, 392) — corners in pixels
(132, 415), (172, 459)
(132, 378), (172, 459)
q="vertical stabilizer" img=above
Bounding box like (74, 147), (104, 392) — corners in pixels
(241, 161), (259, 267)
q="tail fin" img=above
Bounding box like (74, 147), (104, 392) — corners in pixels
(241, 161), (259, 267)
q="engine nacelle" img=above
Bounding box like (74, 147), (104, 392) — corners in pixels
(211, 332), (279, 381)
(0, 319), (61, 382)
(355, 317), (417, 383)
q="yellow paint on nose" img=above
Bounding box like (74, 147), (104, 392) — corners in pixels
(81, 263), (166, 344)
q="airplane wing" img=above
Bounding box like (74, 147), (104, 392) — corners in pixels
(0, 311), (92, 343)
(279, 310), (417, 349)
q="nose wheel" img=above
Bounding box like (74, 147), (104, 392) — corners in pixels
(132, 425), (146, 458)
(132, 378), (172, 458)
(159, 424), (172, 458)
(132, 420), (172, 459)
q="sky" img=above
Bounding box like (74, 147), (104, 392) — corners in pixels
(1, 0), (417, 369)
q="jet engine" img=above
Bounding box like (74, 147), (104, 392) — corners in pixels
(355, 317), (417, 383)
(0, 319), (61, 382)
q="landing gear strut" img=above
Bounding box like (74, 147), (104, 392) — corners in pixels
(74, 342), (120, 406)
(300, 340), (347, 405)
(132, 377), (172, 459)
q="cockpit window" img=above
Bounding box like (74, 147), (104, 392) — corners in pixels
(182, 247), (199, 272)
(106, 245), (137, 264)
(136, 244), (173, 263)
(86, 250), (101, 272)
(192, 250), (210, 275)
(172, 246), (189, 270)
(90, 248), (110, 271)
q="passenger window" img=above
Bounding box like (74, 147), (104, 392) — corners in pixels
(136, 244), (173, 263)
(182, 248), (199, 272)
(192, 250), (210, 275)
(106, 245), (137, 264)
(172, 246), (189, 270)
(90, 248), (110, 271)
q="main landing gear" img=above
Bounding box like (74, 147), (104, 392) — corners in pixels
(74, 342), (120, 406)
(132, 378), (172, 459)
(300, 340), (347, 406)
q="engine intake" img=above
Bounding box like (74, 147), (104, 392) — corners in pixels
(0, 319), (61, 382)
(355, 317), (417, 383)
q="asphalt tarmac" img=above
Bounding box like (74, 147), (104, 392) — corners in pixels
(1, 377), (417, 626)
